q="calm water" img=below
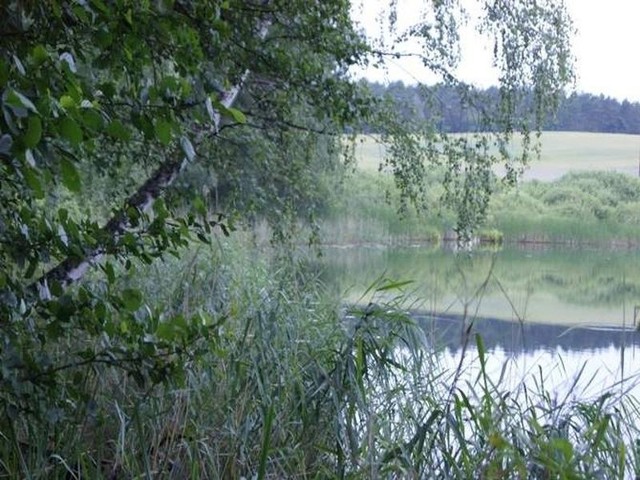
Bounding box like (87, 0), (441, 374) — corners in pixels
(322, 244), (640, 397)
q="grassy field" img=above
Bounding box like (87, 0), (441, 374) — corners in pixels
(353, 132), (640, 180)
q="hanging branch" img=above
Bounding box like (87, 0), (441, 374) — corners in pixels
(32, 15), (271, 300)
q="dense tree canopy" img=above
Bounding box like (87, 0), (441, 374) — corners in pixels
(0, 0), (573, 454)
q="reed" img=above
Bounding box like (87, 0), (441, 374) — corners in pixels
(3, 240), (639, 478)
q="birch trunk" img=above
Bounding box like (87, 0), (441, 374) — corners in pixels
(33, 14), (270, 300)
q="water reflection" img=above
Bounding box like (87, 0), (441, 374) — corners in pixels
(323, 244), (640, 327)
(438, 344), (640, 403)
(324, 244), (640, 397)
(422, 314), (640, 399)
(417, 313), (640, 353)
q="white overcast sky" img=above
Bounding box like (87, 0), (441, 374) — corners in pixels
(351, 0), (640, 102)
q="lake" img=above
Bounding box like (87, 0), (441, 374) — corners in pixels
(322, 244), (640, 399)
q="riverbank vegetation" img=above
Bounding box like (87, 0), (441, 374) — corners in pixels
(325, 132), (640, 247)
(3, 238), (639, 477)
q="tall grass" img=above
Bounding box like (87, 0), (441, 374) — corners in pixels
(3, 237), (640, 478)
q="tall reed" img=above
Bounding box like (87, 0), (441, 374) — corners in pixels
(3, 237), (639, 478)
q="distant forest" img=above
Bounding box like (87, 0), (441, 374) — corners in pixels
(364, 81), (640, 134)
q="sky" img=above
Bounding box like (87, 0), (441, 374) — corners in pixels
(351, 0), (640, 102)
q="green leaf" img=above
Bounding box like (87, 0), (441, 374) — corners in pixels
(106, 119), (131, 141)
(104, 262), (115, 285)
(211, 18), (231, 37)
(60, 158), (82, 192)
(159, 76), (180, 95)
(98, 82), (116, 99)
(227, 107), (247, 124)
(82, 109), (103, 131)
(23, 166), (44, 199)
(24, 116), (42, 148)
(50, 280), (63, 297)
(60, 117), (83, 145)
(6, 89), (38, 114)
(31, 44), (49, 65)
(476, 334), (486, 371)
(257, 404), (275, 480)
(156, 315), (188, 341)
(90, 0), (109, 14)
(132, 113), (154, 139)
(193, 196), (206, 215)
(155, 322), (173, 341)
(96, 29), (114, 48)
(550, 438), (574, 461)
(155, 120), (173, 145)
(58, 208), (68, 222)
(60, 95), (76, 109)
(121, 288), (143, 311)
(152, 198), (169, 218)
(376, 279), (414, 291)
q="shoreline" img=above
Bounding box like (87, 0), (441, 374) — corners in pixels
(320, 236), (640, 251)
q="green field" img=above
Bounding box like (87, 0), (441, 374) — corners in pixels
(353, 132), (640, 181)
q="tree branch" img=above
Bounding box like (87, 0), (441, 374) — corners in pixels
(31, 4), (272, 300)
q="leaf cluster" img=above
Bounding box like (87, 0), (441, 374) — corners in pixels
(0, 0), (373, 433)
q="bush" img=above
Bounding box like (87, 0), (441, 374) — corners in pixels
(479, 228), (504, 245)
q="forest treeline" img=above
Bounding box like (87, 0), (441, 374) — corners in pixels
(363, 80), (640, 134)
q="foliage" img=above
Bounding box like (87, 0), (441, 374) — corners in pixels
(0, 0), (575, 477)
(320, 168), (451, 245)
(490, 171), (640, 241)
(349, 0), (574, 236)
(0, 0), (370, 428)
(324, 165), (640, 246)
